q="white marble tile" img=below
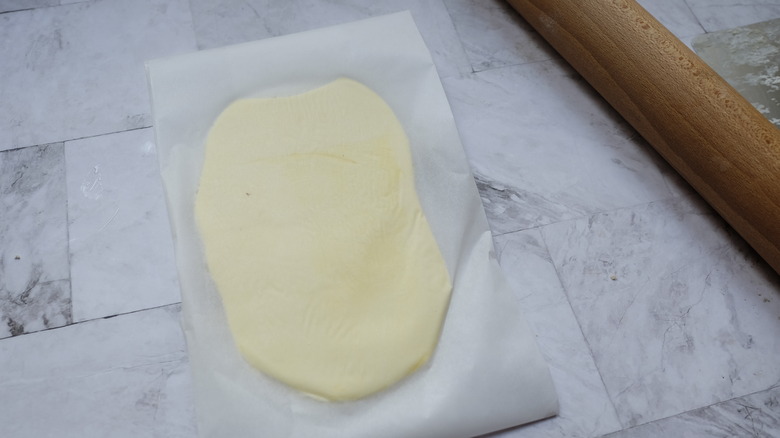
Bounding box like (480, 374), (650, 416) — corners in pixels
(481, 230), (621, 437)
(442, 60), (673, 235)
(0, 304), (196, 437)
(0, 0), (196, 151)
(443, 0), (557, 72)
(637, 0), (705, 39)
(604, 385), (780, 437)
(0, 143), (71, 338)
(657, 161), (700, 200)
(541, 196), (780, 427)
(188, 0), (471, 79)
(687, 0), (780, 32)
(65, 128), (180, 322)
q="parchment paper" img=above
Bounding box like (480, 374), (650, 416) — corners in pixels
(146, 11), (558, 438)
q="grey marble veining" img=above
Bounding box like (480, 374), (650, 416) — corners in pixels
(1, 0), (779, 436)
(0, 0), (196, 151)
(0, 143), (70, 339)
(188, 0), (471, 78)
(65, 128), (180, 322)
(541, 195), (780, 427)
(444, 0), (556, 72)
(485, 230), (622, 437)
(442, 58), (673, 235)
(604, 385), (780, 438)
(0, 304), (195, 437)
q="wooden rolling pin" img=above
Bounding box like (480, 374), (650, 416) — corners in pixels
(506, 0), (780, 275)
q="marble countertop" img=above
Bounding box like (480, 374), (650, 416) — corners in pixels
(1, 0), (779, 436)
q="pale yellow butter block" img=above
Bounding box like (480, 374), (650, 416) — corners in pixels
(195, 78), (453, 401)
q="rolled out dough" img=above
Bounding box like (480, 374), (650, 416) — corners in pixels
(195, 78), (453, 401)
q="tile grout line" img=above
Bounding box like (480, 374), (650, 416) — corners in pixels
(62, 140), (75, 327)
(440, 0), (563, 76)
(596, 381), (780, 437)
(0, 301), (183, 342)
(472, 56), (560, 75)
(681, 0), (709, 34)
(91, 301), (182, 322)
(0, 8), (35, 15)
(0, 0), (90, 15)
(1, 125), (153, 155)
(58, 124), (153, 144)
(439, 0), (480, 77)
(492, 192), (689, 239)
(535, 225), (625, 435)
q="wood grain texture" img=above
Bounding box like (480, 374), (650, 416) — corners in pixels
(505, 0), (780, 275)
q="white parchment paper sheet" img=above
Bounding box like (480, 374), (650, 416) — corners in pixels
(146, 11), (558, 438)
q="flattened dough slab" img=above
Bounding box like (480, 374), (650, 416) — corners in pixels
(195, 78), (453, 401)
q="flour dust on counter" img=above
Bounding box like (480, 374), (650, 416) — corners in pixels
(65, 128), (181, 322)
